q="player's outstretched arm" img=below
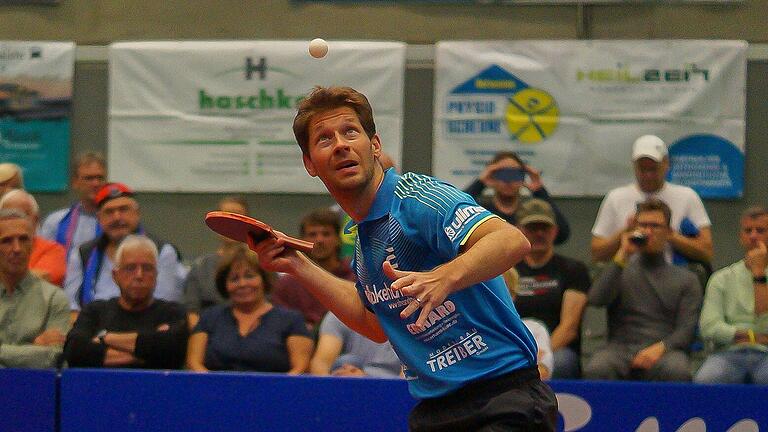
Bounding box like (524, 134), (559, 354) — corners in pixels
(386, 217), (530, 328)
(248, 235), (387, 343)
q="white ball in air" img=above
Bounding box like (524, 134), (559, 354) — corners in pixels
(309, 38), (329, 59)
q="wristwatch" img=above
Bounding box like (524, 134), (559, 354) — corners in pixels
(753, 275), (768, 284)
(96, 329), (108, 345)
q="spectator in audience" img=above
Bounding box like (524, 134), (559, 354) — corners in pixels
(463, 151), (570, 244)
(272, 208), (355, 330)
(695, 206), (768, 384)
(591, 135), (713, 266)
(40, 152), (107, 257)
(310, 310), (402, 378)
(186, 245), (313, 373)
(0, 162), (24, 196)
(0, 189), (67, 286)
(584, 199), (702, 382)
(502, 267), (555, 380)
(63, 235), (188, 369)
(514, 198), (590, 379)
(184, 196), (249, 326)
(0, 209), (70, 368)
(64, 182), (185, 317)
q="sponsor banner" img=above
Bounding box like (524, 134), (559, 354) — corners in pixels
(0, 41), (74, 192)
(433, 40), (747, 198)
(109, 41), (405, 193)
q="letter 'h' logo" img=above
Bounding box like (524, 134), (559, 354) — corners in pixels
(245, 57), (267, 80)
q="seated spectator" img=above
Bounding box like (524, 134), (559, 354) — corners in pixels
(63, 235), (188, 369)
(272, 208), (355, 330)
(591, 135), (713, 266)
(0, 189), (67, 286)
(514, 198), (590, 379)
(502, 267), (554, 380)
(40, 152), (107, 257)
(184, 196), (249, 326)
(186, 245), (313, 373)
(584, 199), (702, 382)
(463, 151), (570, 244)
(695, 206), (768, 384)
(64, 183), (185, 317)
(310, 311), (401, 378)
(0, 162), (24, 196)
(0, 209), (70, 368)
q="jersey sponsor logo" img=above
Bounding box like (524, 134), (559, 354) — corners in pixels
(363, 282), (403, 305)
(406, 300), (456, 335)
(425, 330), (488, 372)
(445, 205), (485, 240)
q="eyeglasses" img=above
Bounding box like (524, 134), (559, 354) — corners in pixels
(117, 263), (157, 274)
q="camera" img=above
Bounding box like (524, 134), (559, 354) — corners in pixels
(629, 231), (648, 246)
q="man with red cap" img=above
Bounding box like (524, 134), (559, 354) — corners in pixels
(63, 182), (185, 319)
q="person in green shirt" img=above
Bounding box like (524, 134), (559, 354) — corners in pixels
(696, 206), (768, 384)
(0, 208), (71, 368)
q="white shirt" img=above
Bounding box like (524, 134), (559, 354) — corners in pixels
(523, 318), (554, 376)
(592, 182), (711, 238)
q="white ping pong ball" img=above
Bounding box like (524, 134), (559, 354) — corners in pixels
(309, 38), (329, 59)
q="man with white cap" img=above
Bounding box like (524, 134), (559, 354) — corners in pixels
(0, 163), (24, 196)
(591, 135), (713, 265)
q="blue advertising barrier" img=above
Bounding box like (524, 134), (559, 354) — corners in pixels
(0, 368), (57, 432)
(60, 369), (416, 432)
(0, 368), (761, 431)
(551, 379), (766, 431)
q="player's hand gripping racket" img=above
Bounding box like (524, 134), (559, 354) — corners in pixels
(205, 211), (314, 254)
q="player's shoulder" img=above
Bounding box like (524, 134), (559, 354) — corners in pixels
(394, 172), (469, 212)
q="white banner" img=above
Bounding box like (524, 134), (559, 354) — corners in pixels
(433, 40), (747, 198)
(109, 41), (406, 193)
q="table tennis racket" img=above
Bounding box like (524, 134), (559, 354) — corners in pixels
(205, 211), (314, 254)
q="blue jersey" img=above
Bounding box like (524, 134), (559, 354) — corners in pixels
(349, 169), (537, 399)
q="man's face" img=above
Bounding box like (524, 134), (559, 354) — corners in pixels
(634, 158), (668, 193)
(739, 215), (768, 252)
(0, 173), (21, 196)
(303, 223), (340, 262)
(635, 210), (670, 254)
(98, 197), (140, 242)
(303, 106), (381, 194)
(0, 218), (33, 279)
(520, 222), (557, 255)
(113, 247), (157, 306)
(73, 162), (107, 204)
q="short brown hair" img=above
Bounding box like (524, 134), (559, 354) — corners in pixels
(636, 198), (672, 227)
(490, 151), (525, 167)
(293, 86), (376, 155)
(215, 245), (273, 298)
(300, 208), (341, 237)
(741, 206), (768, 220)
(218, 195), (249, 214)
(72, 152), (106, 176)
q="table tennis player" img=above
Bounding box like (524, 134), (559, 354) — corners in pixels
(247, 86), (557, 431)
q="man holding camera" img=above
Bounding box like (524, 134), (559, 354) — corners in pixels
(590, 135), (712, 265)
(584, 199), (702, 381)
